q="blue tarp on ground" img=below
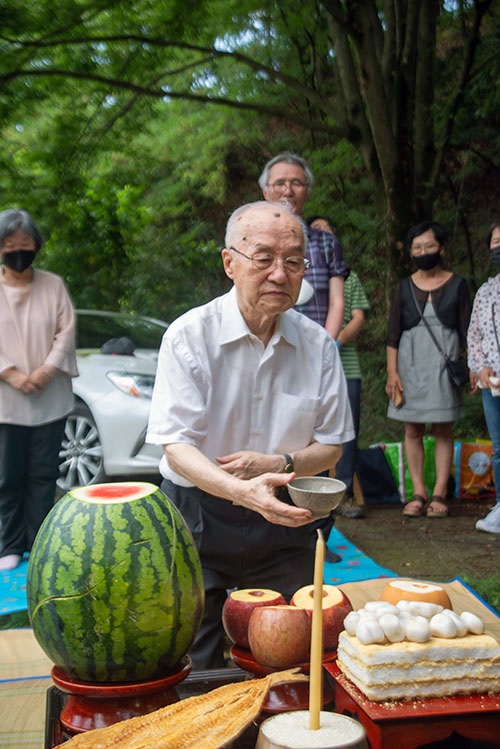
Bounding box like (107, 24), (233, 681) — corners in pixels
(324, 526), (397, 585)
(0, 556), (29, 615)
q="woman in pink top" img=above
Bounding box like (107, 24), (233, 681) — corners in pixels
(0, 209), (78, 571)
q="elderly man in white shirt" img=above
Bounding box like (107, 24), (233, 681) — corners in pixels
(147, 201), (354, 668)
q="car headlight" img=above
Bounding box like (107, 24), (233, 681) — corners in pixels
(106, 372), (155, 399)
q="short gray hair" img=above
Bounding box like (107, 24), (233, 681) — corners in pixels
(225, 200), (307, 250)
(258, 152), (314, 191)
(0, 209), (44, 251)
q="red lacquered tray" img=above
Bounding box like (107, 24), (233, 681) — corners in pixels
(51, 660), (192, 734)
(230, 645), (337, 676)
(230, 646), (336, 713)
(325, 661), (500, 749)
(325, 661), (500, 719)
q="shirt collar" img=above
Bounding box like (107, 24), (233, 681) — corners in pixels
(219, 286), (299, 348)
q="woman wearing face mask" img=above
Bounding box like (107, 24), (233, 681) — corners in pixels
(0, 209), (78, 571)
(385, 220), (472, 518)
(467, 220), (500, 534)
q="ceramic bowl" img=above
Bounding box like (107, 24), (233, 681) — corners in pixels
(287, 477), (346, 518)
(256, 710), (368, 749)
(296, 278), (315, 305)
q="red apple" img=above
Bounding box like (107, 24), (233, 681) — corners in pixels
(290, 584), (353, 651)
(222, 588), (286, 648)
(248, 605), (311, 668)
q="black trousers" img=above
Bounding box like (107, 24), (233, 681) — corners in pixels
(0, 419), (66, 558)
(335, 377), (361, 495)
(161, 479), (334, 670)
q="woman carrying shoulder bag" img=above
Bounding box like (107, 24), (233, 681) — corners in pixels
(385, 220), (472, 519)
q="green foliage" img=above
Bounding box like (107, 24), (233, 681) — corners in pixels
(0, 611), (30, 630)
(462, 574), (500, 616)
(118, 100), (265, 320)
(0, 2), (498, 448)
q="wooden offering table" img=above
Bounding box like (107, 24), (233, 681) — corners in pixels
(329, 576), (500, 749)
(326, 661), (500, 749)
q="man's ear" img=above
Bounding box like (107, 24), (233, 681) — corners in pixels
(221, 249), (234, 279)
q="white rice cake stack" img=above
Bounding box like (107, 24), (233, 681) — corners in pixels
(337, 630), (500, 701)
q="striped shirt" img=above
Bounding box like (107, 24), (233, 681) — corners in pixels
(295, 225), (349, 326)
(339, 271), (369, 379)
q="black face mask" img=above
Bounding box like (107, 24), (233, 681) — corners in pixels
(491, 248), (500, 267)
(412, 251), (441, 271)
(2, 250), (36, 273)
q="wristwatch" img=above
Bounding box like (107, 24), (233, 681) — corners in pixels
(282, 453), (294, 473)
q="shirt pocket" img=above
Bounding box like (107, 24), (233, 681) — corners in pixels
(269, 392), (320, 453)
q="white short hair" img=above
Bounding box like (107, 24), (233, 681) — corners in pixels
(225, 201), (307, 251)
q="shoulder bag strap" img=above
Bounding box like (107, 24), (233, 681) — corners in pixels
(408, 279), (448, 360)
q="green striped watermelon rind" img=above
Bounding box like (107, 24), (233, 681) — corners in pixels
(27, 482), (204, 683)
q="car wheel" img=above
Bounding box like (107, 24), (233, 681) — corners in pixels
(57, 402), (107, 492)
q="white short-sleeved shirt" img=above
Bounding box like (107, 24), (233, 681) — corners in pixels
(147, 287), (354, 486)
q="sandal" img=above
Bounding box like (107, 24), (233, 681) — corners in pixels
(403, 495), (427, 517)
(426, 496), (448, 518)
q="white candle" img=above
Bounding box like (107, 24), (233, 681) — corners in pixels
(309, 528), (325, 730)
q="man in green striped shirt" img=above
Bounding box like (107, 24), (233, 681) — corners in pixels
(308, 217), (370, 518)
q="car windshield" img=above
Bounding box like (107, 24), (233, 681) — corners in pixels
(76, 312), (168, 350)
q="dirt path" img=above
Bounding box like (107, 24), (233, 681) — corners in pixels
(335, 498), (499, 583)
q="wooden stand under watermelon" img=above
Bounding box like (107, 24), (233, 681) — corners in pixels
(51, 658), (192, 733)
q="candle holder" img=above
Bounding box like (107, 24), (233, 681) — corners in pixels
(229, 646), (335, 713)
(51, 657), (192, 733)
(256, 710), (368, 749)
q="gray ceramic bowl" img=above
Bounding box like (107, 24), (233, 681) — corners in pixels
(287, 477), (346, 518)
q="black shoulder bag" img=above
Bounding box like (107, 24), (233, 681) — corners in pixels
(409, 280), (469, 389)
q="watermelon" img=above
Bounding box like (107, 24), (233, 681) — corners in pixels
(27, 482), (204, 683)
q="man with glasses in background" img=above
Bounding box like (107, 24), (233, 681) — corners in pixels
(261, 155), (354, 544)
(259, 152), (349, 341)
(147, 201), (354, 669)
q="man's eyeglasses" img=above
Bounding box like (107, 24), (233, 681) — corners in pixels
(266, 180), (308, 192)
(229, 247), (311, 274)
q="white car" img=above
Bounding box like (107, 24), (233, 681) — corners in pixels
(57, 310), (168, 492)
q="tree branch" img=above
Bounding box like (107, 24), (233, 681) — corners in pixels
(3, 32), (335, 115)
(3, 66), (342, 136)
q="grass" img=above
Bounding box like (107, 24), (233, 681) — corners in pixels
(462, 574), (500, 616)
(0, 610), (30, 630)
